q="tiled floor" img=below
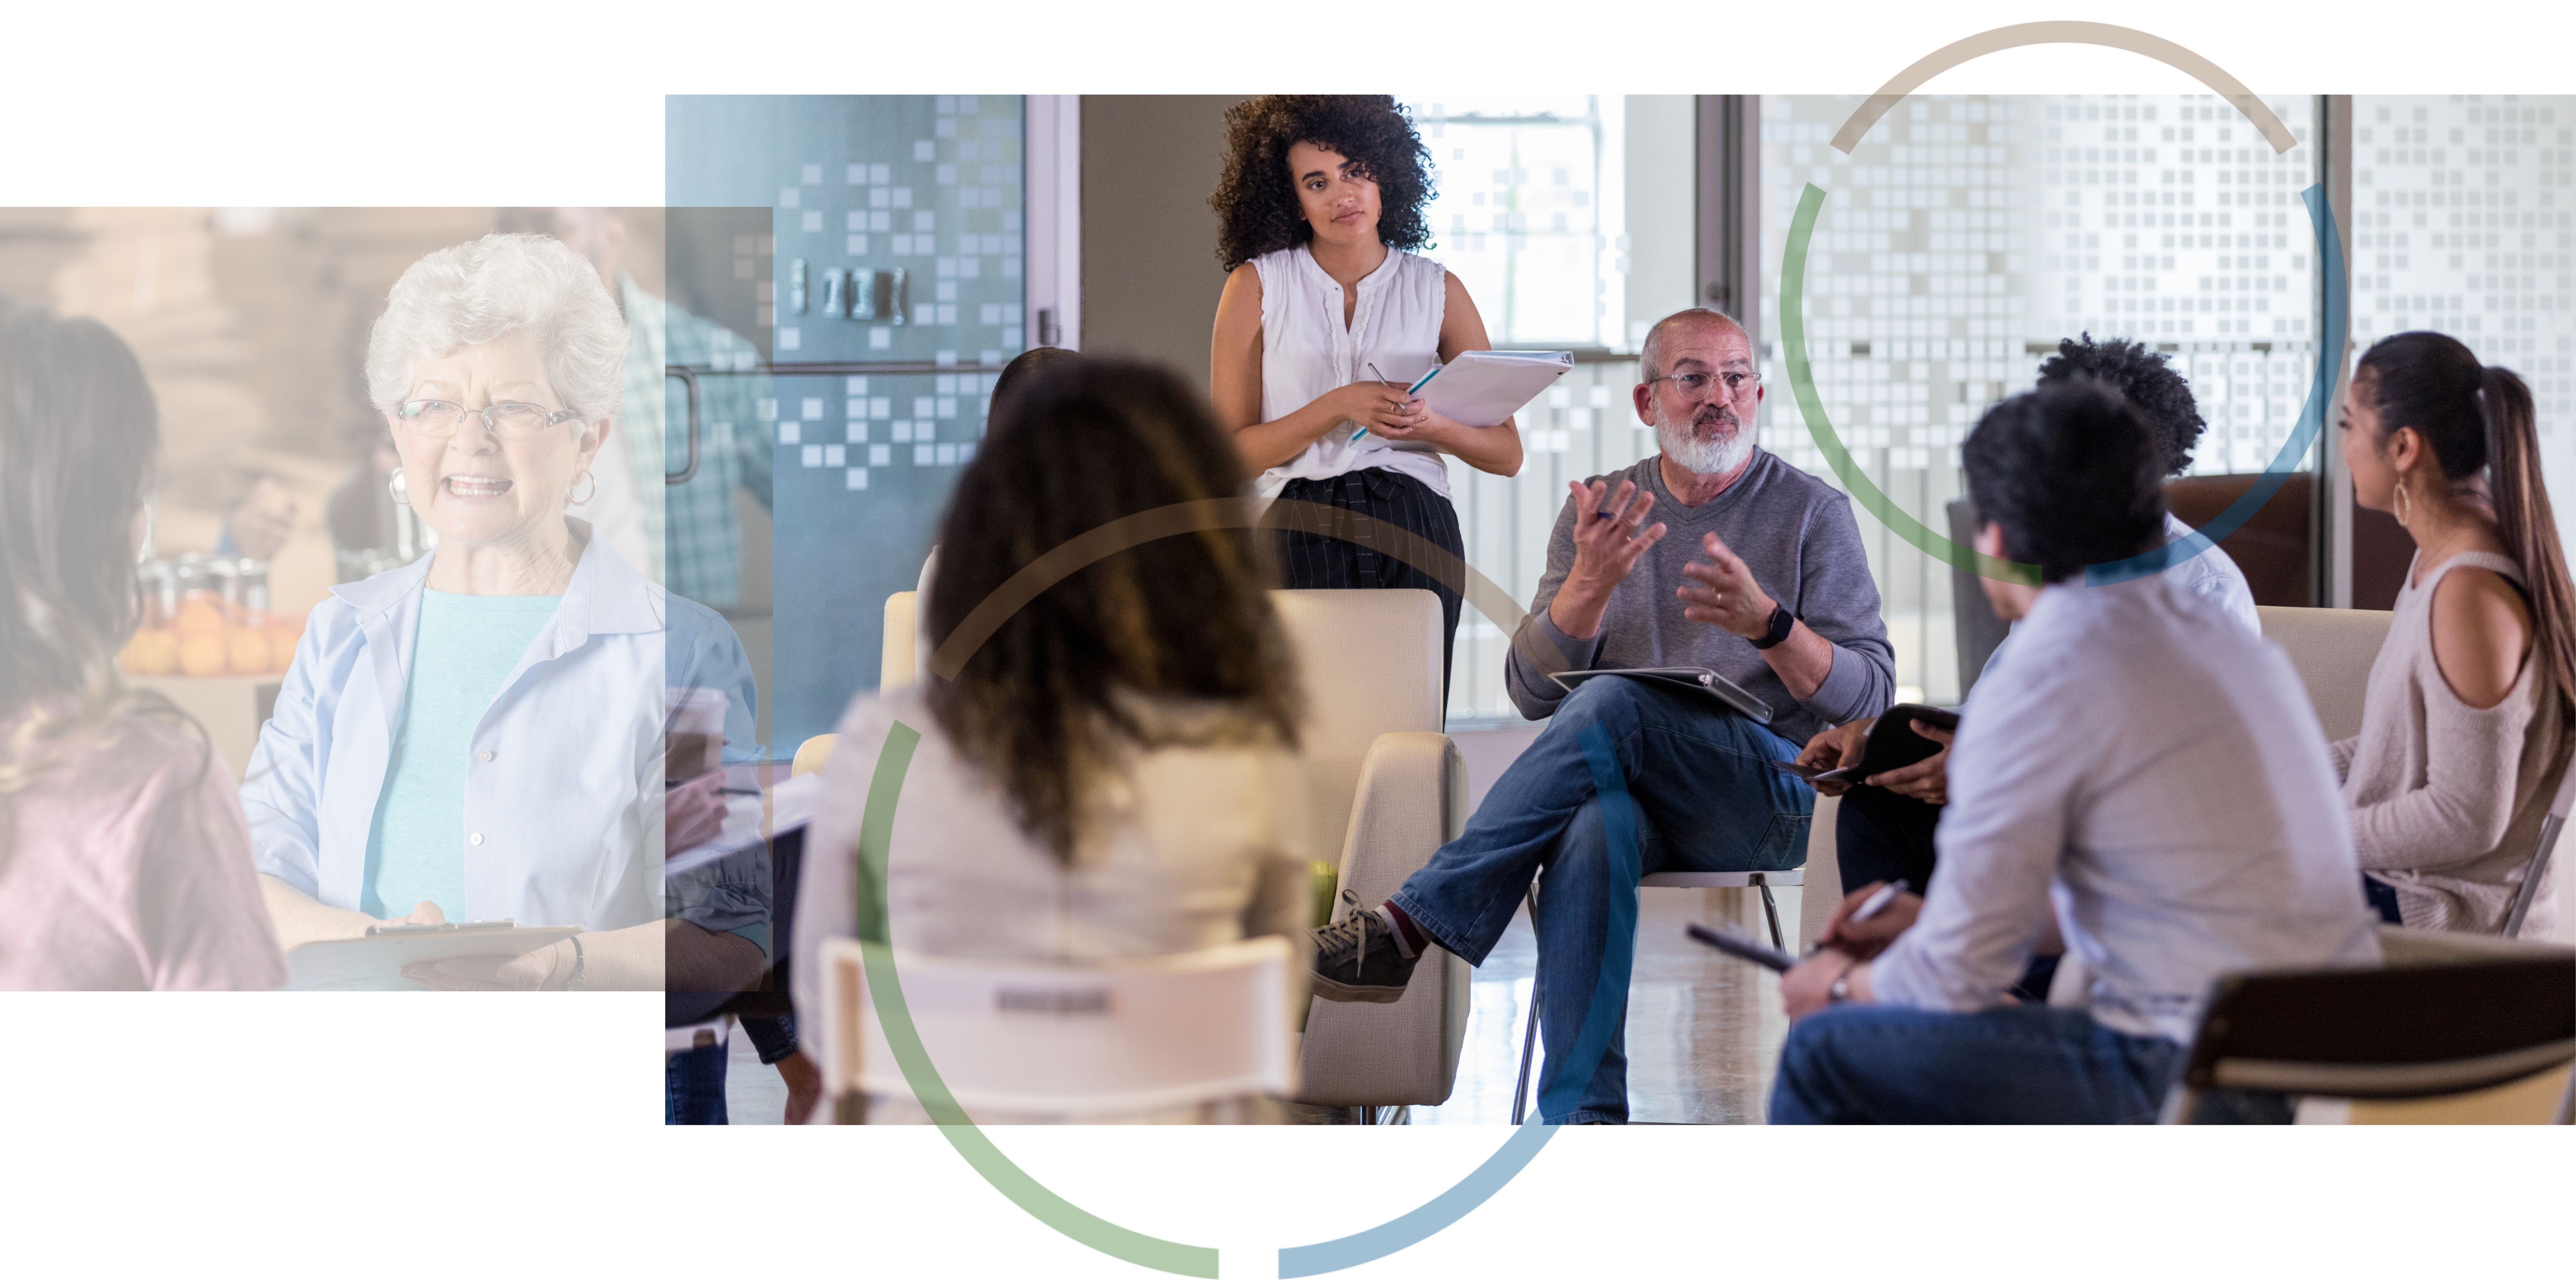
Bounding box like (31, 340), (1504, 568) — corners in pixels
(717, 1025), (793, 1124)
(1412, 885), (1794, 1125)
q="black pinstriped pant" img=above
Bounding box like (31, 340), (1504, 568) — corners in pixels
(1274, 467), (1464, 707)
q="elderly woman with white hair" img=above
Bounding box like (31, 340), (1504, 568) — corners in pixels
(242, 233), (763, 993)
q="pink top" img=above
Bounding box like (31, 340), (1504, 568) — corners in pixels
(0, 709), (286, 990)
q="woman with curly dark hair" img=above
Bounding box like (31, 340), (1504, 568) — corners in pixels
(1209, 95), (1523, 703)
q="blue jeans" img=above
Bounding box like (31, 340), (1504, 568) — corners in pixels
(667, 1037), (730, 1125)
(1770, 1003), (2206, 1124)
(1390, 678), (1811, 1124)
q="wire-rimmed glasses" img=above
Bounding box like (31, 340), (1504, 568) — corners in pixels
(394, 399), (586, 441)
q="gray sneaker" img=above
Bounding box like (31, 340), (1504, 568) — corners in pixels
(1309, 891), (1418, 1004)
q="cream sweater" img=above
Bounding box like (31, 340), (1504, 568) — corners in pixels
(2333, 552), (2562, 935)
(791, 685), (1316, 1123)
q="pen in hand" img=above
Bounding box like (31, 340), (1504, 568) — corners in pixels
(1358, 362), (1407, 443)
(1811, 878), (1912, 955)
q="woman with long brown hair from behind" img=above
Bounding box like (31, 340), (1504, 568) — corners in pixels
(793, 357), (1314, 1122)
(0, 300), (284, 988)
(2337, 330), (2574, 935)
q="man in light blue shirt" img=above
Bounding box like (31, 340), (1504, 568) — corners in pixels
(1809, 335), (2263, 911)
(1768, 379), (2378, 1124)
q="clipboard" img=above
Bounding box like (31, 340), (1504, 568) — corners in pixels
(285, 921), (583, 991)
(1549, 666), (1772, 724)
(1407, 350), (1574, 426)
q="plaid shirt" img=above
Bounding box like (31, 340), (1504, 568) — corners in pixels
(621, 276), (772, 607)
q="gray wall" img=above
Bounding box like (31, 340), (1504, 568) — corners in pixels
(1079, 96), (1247, 392)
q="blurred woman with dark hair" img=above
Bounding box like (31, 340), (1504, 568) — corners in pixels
(794, 358), (1314, 1121)
(2337, 331), (2573, 935)
(0, 301), (285, 989)
(1208, 95), (1523, 703)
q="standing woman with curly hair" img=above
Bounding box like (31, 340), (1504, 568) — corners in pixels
(1209, 95), (1523, 703)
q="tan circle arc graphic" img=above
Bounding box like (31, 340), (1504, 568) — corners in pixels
(1830, 21), (2297, 155)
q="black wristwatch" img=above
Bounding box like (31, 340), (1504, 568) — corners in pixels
(1749, 601), (1797, 651)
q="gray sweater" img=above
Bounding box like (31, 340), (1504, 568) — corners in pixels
(1505, 449), (1895, 747)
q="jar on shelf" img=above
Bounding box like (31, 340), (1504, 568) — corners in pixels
(232, 558), (271, 617)
(137, 559), (178, 628)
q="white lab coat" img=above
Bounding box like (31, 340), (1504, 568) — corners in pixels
(242, 521), (757, 932)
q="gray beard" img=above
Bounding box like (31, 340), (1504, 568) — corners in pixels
(1657, 413), (1754, 479)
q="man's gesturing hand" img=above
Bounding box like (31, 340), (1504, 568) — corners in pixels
(1677, 531), (1778, 639)
(1568, 478), (1665, 586)
(1547, 479), (1667, 641)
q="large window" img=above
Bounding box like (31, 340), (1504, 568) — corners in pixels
(1759, 95), (2324, 704)
(1401, 97), (1696, 723)
(2351, 96), (2576, 492)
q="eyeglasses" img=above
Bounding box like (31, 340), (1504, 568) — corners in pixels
(1647, 370), (1762, 398)
(395, 399), (586, 441)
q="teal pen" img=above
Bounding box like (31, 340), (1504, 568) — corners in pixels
(1357, 363), (1398, 443)
(1357, 363), (1437, 443)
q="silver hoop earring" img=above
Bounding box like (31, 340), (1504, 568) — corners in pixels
(2394, 477), (2412, 527)
(566, 470), (598, 507)
(388, 467), (411, 507)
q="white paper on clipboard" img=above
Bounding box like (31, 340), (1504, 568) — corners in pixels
(1409, 350), (1574, 426)
(285, 923), (582, 991)
(665, 770), (823, 880)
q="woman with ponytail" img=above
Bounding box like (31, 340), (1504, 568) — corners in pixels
(0, 302), (285, 988)
(2336, 331), (2573, 935)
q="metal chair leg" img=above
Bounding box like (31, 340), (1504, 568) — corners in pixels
(1510, 884), (1541, 1126)
(1756, 875), (1785, 950)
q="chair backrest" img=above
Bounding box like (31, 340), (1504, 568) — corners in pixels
(1944, 499), (2011, 698)
(881, 551), (938, 691)
(818, 935), (1298, 1118)
(2504, 765), (2576, 938)
(2257, 606), (2396, 742)
(792, 735), (838, 778)
(1268, 589), (1443, 859)
(883, 591), (919, 690)
(2173, 953), (2576, 1109)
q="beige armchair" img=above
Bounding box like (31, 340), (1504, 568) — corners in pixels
(2257, 606), (2396, 741)
(1269, 590), (1470, 1113)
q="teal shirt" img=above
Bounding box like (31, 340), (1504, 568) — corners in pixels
(361, 590), (562, 919)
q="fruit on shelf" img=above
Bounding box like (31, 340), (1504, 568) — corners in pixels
(171, 598), (228, 638)
(225, 628), (271, 676)
(177, 632), (230, 677)
(119, 628), (180, 676)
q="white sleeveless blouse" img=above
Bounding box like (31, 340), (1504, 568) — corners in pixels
(1249, 245), (1452, 501)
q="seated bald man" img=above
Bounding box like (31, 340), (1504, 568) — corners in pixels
(1308, 307), (1895, 1125)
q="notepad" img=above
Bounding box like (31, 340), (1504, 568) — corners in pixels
(1408, 350), (1575, 427)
